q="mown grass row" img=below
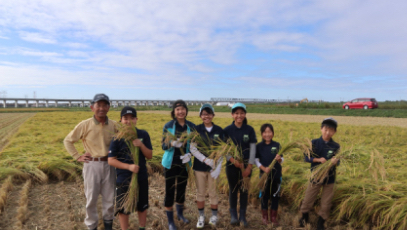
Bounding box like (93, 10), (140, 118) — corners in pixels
(0, 111), (406, 228)
(15, 180), (31, 229)
(0, 176), (13, 214)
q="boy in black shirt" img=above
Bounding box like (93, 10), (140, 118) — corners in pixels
(299, 118), (340, 230)
(108, 106), (153, 230)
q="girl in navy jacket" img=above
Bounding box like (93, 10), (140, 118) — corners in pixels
(161, 100), (196, 230)
(254, 123), (283, 226)
(223, 103), (257, 227)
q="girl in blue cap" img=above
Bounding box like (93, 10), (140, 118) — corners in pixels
(223, 102), (257, 227)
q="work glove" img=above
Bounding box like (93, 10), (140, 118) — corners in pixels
(210, 157), (223, 179)
(204, 158), (214, 168)
(171, 138), (183, 148)
(180, 153), (192, 164)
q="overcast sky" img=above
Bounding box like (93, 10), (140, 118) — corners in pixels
(0, 0), (406, 101)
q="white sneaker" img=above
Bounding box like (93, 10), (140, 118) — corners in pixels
(209, 215), (218, 226)
(196, 215), (205, 229)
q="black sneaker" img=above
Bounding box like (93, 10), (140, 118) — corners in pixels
(104, 219), (113, 230)
(317, 216), (325, 230)
(299, 212), (309, 227)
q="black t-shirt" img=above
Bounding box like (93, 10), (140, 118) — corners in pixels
(108, 129), (153, 184)
(224, 121), (257, 165)
(193, 123), (225, 172)
(256, 140), (282, 178)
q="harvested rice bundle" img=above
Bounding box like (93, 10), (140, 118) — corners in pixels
(114, 122), (139, 213)
(208, 139), (251, 192)
(256, 138), (312, 192)
(163, 130), (198, 188)
(310, 147), (386, 184)
(191, 133), (228, 171)
(0, 176), (13, 214)
(162, 130), (196, 149)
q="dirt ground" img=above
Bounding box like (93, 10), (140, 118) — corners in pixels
(139, 111), (407, 128)
(0, 173), (332, 230)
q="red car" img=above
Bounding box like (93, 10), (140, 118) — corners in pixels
(343, 98), (378, 110)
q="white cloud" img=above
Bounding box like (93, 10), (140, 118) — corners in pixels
(66, 51), (89, 58)
(63, 42), (88, 49)
(19, 32), (57, 44)
(0, 62), (198, 87)
(16, 48), (60, 57)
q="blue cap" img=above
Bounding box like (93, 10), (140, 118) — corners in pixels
(231, 102), (246, 112)
(199, 103), (215, 115)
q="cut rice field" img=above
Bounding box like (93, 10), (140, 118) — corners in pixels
(0, 113), (36, 151)
(0, 111), (406, 229)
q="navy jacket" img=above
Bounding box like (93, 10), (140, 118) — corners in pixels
(193, 123), (225, 172)
(256, 140), (282, 178)
(108, 129), (153, 184)
(224, 121), (257, 165)
(305, 136), (340, 184)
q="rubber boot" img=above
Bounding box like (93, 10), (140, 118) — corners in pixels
(166, 210), (177, 230)
(229, 208), (239, 225)
(239, 209), (248, 227)
(176, 204), (190, 224)
(317, 216), (325, 230)
(261, 209), (269, 225)
(103, 219), (113, 230)
(299, 212), (309, 227)
(270, 210), (279, 226)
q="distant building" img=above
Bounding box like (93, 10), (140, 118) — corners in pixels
(215, 102), (229, 106)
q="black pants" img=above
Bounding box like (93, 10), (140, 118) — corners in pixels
(261, 172), (281, 211)
(164, 164), (188, 207)
(226, 165), (249, 210)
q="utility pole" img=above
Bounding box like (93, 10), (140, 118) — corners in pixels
(0, 90), (6, 98)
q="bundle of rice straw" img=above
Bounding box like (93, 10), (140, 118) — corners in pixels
(206, 138), (250, 192)
(309, 147), (386, 183)
(256, 139), (312, 192)
(114, 122), (139, 213)
(162, 130), (198, 188)
(190, 133), (226, 172)
(163, 130), (196, 149)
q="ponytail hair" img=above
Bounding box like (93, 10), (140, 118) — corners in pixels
(243, 118), (248, 125)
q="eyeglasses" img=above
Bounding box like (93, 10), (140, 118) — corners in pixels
(201, 113), (213, 117)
